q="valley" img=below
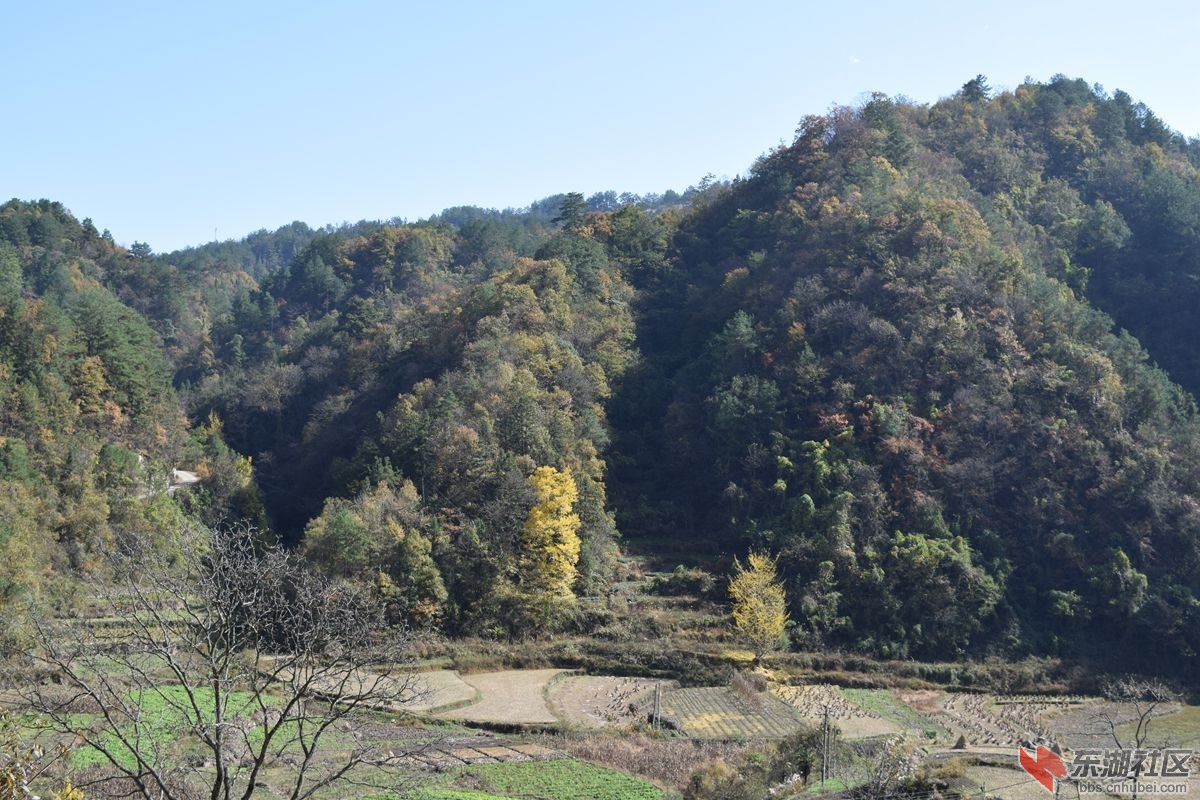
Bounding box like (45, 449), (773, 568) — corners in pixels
(5, 73), (1200, 798)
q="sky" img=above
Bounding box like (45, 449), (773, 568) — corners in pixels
(4, 1), (1199, 253)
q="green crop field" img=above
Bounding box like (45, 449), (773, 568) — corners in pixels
(367, 757), (663, 800)
(66, 684), (301, 770)
(413, 791), (522, 800)
(466, 758), (662, 800)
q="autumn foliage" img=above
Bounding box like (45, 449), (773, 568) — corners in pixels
(729, 552), (790, 660)
(520, 465), (582, 600)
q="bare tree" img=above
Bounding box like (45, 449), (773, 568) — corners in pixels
(850, 735), (916, 799)
(23, 522), (425, 800)
(1096, 676), (1178, 751)
(1092, 676), (1180, 800)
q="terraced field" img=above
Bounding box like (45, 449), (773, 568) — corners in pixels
(930, 693), (1075, 747)
(398, 734), (564, 770)
(655, 686), (805, 739)
(547, 675), (672, 729)
(842, 688), (949, 740)
(409, 664), (1200, 784)
(379, 756), (664, 800)
(465, 758), (663, 800)
(773, 684), (902, 739)
(434, 669), (566, 725)
(407, 670), (480, 714)
(961, 765), (1069, 800)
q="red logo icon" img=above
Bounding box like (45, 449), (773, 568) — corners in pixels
(1019, 745), (1067, 793)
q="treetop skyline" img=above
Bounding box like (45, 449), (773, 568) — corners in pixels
(4, 1), (1199, 252)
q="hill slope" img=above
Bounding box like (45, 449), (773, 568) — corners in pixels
(611, 79), (1200, 671)
(5, 77), (1200, 677)
(0, 200), (191, 638)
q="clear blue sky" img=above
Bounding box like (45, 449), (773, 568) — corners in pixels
(4, 1), (1199, 252)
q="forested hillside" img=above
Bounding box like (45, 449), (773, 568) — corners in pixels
(0, 201), (189, 642)
(3, 76), (1200, 676)
(613, 76), (1200, 671)
(184, 211), (648, 633)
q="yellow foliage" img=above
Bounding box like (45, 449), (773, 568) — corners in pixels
(520, 465), (581, 600)
(729, 551), (790, 660)
(40, 332), (58, 364)
(0, 483), (49, 597)
(51, 782), (86, 800)
(233, 453), (254, 482)
(73, 355), (112, 415)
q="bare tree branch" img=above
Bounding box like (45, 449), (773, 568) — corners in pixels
(1095, 675), (1179, 750)
(22, 521), (428, 800)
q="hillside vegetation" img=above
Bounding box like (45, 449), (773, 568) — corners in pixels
(2, 76), (1199, 678)
(0, 202), (191, 641)
(615, 76), (1200, 670)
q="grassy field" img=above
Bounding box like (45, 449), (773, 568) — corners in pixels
(466, 758), (663, 800)
(1111, 703), (1200, 752)
(380, 758), (665, 800)
(66, 684), (281, 769)
(840, 688), (949, 740)
(408, 791), (522, 800)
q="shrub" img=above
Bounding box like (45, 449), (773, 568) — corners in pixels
(651, 566), (718, 598)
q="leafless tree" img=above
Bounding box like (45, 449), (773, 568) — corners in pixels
(1, 707), (77, 800)
(1092, 676), (1180, 800)
(23, 521), (426, 800)
(1096, 675), (1178, 751)
(850, 735), (916, 799)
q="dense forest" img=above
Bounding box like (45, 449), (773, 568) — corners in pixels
(3, 75), (1200, 676)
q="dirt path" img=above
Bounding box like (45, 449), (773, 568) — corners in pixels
(167, 469), (200, 495)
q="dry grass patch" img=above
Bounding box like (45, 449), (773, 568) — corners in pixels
(1115, 704), (1200, 749)
(961, 765), (1062, 800)
(544, 732), (757, 789)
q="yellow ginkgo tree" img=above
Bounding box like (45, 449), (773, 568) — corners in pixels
(519, 465), (582, 603)
(729, 551), (791, 661)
